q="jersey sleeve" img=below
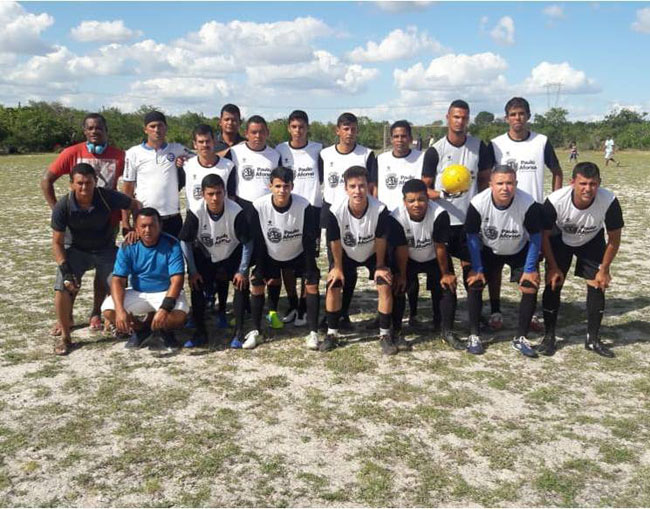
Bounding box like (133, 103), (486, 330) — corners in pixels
(388, 218), (407, 247)
(168, 240), (186, 277)
(478, 141), (495, 171)
(123, 150), (137, 182)
(113, 245), (132, 278)
(48, 146), (77, 178)
(464, 204), (482, 234)
(103, 188), (132, 211)
(433, 210), (451, 244)
(544, 140), (561, 172)
(326, 211), (341, 243)
(542, 199), (558, 230)
(366, 152), (378, 184)
(604, 197), (624, 231)
(234, 210), (251, 244)
(375, 208), (391, 238)
(422, 147), (439, 178)
(50, 197), (69, 232)
(485, 142), (496, 167)
(227, 170), (237, 196)
(177, 210), (199, 242)
(317, 154), (324, 183)
(224, 149), (233, 161)
(523, 202), (543, 235)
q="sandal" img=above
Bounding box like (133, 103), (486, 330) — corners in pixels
(89, 314), (103, 331)
(54, 337), (71, 356)
(50, 322), (63, 337)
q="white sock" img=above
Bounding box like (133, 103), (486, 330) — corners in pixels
(379, 328), (391, 336)
(327, 328), (339, 336)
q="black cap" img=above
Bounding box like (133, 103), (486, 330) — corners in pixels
(144, 110), (166, 126)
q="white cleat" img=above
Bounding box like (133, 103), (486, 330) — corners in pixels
(294, 314), (308, 327)
(242, 330), (262, 350)
(305, 331), (320, 350)
(281, 309), (297, 324)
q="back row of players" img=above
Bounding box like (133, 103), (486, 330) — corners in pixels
(43, 97), (623, 358)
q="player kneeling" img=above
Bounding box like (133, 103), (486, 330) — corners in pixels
(323, 166), (395, 355)
(178, 174), (252, 349)
(391, 179), (461, 351)
(464, 165), (543, 357)
(537, 162), (624, 357)
(245, 167), (321, 349)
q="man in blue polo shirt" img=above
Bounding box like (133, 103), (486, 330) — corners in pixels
(101, 208), (189, 350)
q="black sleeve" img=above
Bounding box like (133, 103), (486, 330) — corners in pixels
(177, 210), (199, 242)
(544, 140), (561, 172)
(523, 202), (543, 235)
(478, 141), (494, 171)
(604, 197), (624, 231)
(366, 152), (378, 184)
(317, 154), (324, 183)
(103, 188), (132, 211)
(234, 210), (251, 244)
(227, 170), (237, 196)
(375, 208), (391, 238)
(325, 211), (341, 243)
(388, 218), (408, 247)
(485, 142), (496, 166)
(302, 206), (318, 260)
(224, 149), (232, 161)
(433, 210), (450, 244)
(422, 147), (439, 179)
(250, 208), (268, 265)
(542, 199), (558, 230)
(177, 164), (186, 191)
(51, 197), (68, 232)
(464, 204), (482, 234)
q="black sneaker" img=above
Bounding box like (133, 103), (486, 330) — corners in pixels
(441, 330), (466, 351)
(585, 336), (614, 358)
(535, 335), (557, 356)
(393, 332), (413, 352)
(124, 332), (141, 349)
(319, 333), (339, 352)
(380, 333), (398, 356)
(340, 315), (355, 331)
(162, 330), (180, 352)
(140, 331), (165, 350)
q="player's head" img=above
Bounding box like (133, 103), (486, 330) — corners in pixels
(288, 110), (309, 145)
(504, 97), (530, 136)
(269, 166), (294, 206)
(192, 124), (216, 154)
(571, 162), (601, 207)
(490, 165), (517, 204)
(69, 163), (97, 199)
(201, 174), (225, 212)
(82, 113), (108, 146)
(135, 207), (162, 245)
(336, 112), (358, 147)
(504, 97), (530, 117)
(572, 161), (600, 181)
(447, 99), (470, 135)
(390, 120), (413, 155)
(402, 179), (428, 219)
(343, 165), (369, 204)
(143, 111), (167, 142)
(245, 115), (268, 150)
(219, 104), (242, 135)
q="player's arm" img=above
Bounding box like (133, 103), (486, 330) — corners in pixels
(110, 247), (132, 332)
(121, 152), (137, 232)
(233, 211), (252, 290)
(541, 199), (563, 289)
(544, 140), (563, 191)
(477, 141), (495, 192)
(374, 209), (392, 284)
(594, 198), (624, 289)
(41, 170), (61, 210)
(421, 147), (441, 200)
(433, 211), (456, 291)
(152, 243), (185, 330)
(326, 211), (344, 286)
(389, 217), (408, 294)
(367, 152), (378, 197)
(520, 203), (543, 290)
(178, 211), (201, 288)
(464, 204), (486, 287)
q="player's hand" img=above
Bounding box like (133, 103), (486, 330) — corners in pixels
(152, 309), (169, 330)
(122, 230), (140, 246)
(189, 273), (204, 291)
(175, 156), (186, 169)
(233, 272), (249, 291)
(374, 266), (392, 286)
(546, 266), (564, 291)
(327, 267), (345, 288)
(115, 309), (130, 334)
(593, 267), (611, 290)
(466, 271), (486, 288)
(393, 273), (407, 295)
(440, 273), (457, 292)
(519, 271), (540, 291)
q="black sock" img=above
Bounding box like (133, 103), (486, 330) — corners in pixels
(341, 273), (357, 316)
(190, 287), (206, 333)
(392, 294), (406, 331)
(542, 285), (562, 337)
(431, 287), (441, 329)
(379, 312), (391, 331)
(287, 293), (299, 311)
(216, 280), (229, 313)
(251, 293), (265, 331)
(440, 288), (455, 334)
(243, 287), (251, 314)
(233, 289), (245, 337)
(298, 296), (307, 317)
(587, 285), (605, 342)
(327, 310), (341, 331)
(306, 293), (319, 332)
(468, 287), (483, 336)
(462, 265), (471, 294)
(517, 292), (538, 337)
(407, 280), (419, 317)
(268, 285), (281, 312)
(490, 298), (501, 314)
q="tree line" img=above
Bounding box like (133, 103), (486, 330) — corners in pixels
(0, 101), (648, 154)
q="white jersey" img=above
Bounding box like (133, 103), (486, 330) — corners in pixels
(124, 142), (190, 216)
(194, 198), (242, 263)
(392, 201), (445, 263)
(547, 186), (616, 247)
(331, 195), (386, 263)
(229, 143), (280, 203)
(491, 131), (548, 203)
(471, 188), (536, 256)
(376, 149), (424, 212)
(276, 141), (323, 207)
(321, 144), (373, 205)
(253, 193), (309, 262)
(432, 135), (482, 225)
(184, 155), (235, 213)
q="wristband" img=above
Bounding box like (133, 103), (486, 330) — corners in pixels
(59, 262), (76, 284)
(160, 297), (176, 312)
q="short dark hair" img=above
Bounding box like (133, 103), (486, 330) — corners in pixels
(70, 163), (97, 181)
(135, 207), (161, 223)
(402, 179), (427, 197)
(449, 100), (470, 112)
(390, 120), (412, 137)
(572, 161), (601, 180)
(343, 165), (368, 184)
(82, 113), (107, 130)
(270, 166), (294, 184)
(337, 112), (358, 127)
(246, 115), (267, 130)
(192, 124), (214, 140)
(288, 110), (309, 124)
(220, 103), (241, 119)
(492, 164), (517, 177)
(201, 174), (225, 191)
(504, 97), (531, 117)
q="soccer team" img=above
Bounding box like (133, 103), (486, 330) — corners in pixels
(43, 97), (624, 359)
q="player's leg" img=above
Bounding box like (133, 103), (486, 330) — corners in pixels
(511, 250), (539, 358)
(304, 273), (320, 349)
(186, 251), (214, 347)
(266, 273), (284, 330)
(431, 263), (463, 350)
(466, 251), (491, 355)
(321, 268), (346, 352)
(375, 263), (396, 355)
(486, 268), (503, 330)
(407, 277), (419, 325)
(244, 263), (268, 349)
(280, 268), (299, 323)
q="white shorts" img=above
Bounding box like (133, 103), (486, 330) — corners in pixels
(605, 150), (613, 159)
(101, 289), (189, 314)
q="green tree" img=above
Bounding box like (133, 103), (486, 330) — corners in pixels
(474, 111), (495, 126)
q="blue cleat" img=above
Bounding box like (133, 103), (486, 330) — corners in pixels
(184, 331), (206, 348)
(466, 334), (484, 355)
(512, 336), (538, 358)
(230, 336), (243, 349)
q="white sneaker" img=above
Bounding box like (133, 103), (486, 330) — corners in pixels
(305, 331), (319, 350)
(294, 314), (307, 327)
(242, 330), (262, 350)
(281, 309), (297, 324)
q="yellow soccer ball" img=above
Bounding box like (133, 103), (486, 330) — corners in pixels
(441, 164), (471, 195)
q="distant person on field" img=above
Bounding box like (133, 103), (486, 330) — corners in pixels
(604, 137), (620, 167)
(568, 142), (578, 163)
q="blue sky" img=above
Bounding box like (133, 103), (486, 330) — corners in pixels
(1, 1), (648, 124)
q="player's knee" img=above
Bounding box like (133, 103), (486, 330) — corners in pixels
(268, 278), (281, 287)
(305, 284), (318, 295)
(251, 276), (265, 288)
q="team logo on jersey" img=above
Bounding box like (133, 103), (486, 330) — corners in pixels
(200, 234), (214, 247)
(505, 158), (518, 171)
(343, 231), (356, 247)
(562, 223), (579, 235)
(483, 226), (499, 240)
(385, 173), (399, 190)
(193, 186), (202, 200)
(166, 153), (175, 162)
(328, 172), (340, 188)
(407, 236), (415, 248)
(242, 166), (255, 181)
(267, 226), (283, 243)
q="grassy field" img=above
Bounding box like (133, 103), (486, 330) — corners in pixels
(0, 150), (649, 507)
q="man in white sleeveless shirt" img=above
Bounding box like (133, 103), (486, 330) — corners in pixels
(537, 162), (624, 357)
(464, 165), (544, 358)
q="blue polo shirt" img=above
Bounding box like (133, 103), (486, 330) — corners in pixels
(113, 233), (185, 292)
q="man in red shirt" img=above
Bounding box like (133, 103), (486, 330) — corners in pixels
(41, 113), (125, 334)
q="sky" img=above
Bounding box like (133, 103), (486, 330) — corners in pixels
(1, 1), (649, 124)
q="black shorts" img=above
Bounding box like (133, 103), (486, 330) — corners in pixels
(405, 259), (442, 292)
(194, 245), (242, 283)
(320, 201), (331, 229)
(447, 225), (470, 262)
(54, 246), (117, 291)
(483, 244), (536, 283)
(161, 213), (183, 238)
(253, 252), (320, 285)
(547, 232), (605, 280)
(330, 253), (377, 282)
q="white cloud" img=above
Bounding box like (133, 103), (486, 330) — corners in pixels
(70, 20), (143, 43)
(521, 61), (600, 95)
(489, 16), (515, 45)
(375, 2), (434, 13)
(479, 16), (489, 32)
(347, 26), (445, 63)
(631, 7), (650, 33)
(0, 1), (53, 54)
(129, 78), (232, 102)
(543, 5), (565, 20)
(7, 46), (76, 88)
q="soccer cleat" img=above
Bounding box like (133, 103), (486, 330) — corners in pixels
(184, 330), (207, 348)
(319, 333), (339, 352)
(393, 332), (413, 352)
(535, 335), (557, 357)
(466, 334), (484, 355)
(442, 331), (466, 351)
(339, 315), (354, 331)
(215, 312), (229, 329)
(229, 335), (243, 349)
(294, 314), (307, 327)
(266, 311), (284, 330)
(585, 335), (615, 358)
(305, 331), (320, 350)
(488, 312), (504, 331)
(140, 331), (164, 350)
(162, 331), (180, 352)
(380, 333), (398, 356)
(242, 330), (262, 350)
(530, 314), (544, 333)
(512, 336), (538, 358)
(125, 331), (143, 349)
(281, 308), (297, 324)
